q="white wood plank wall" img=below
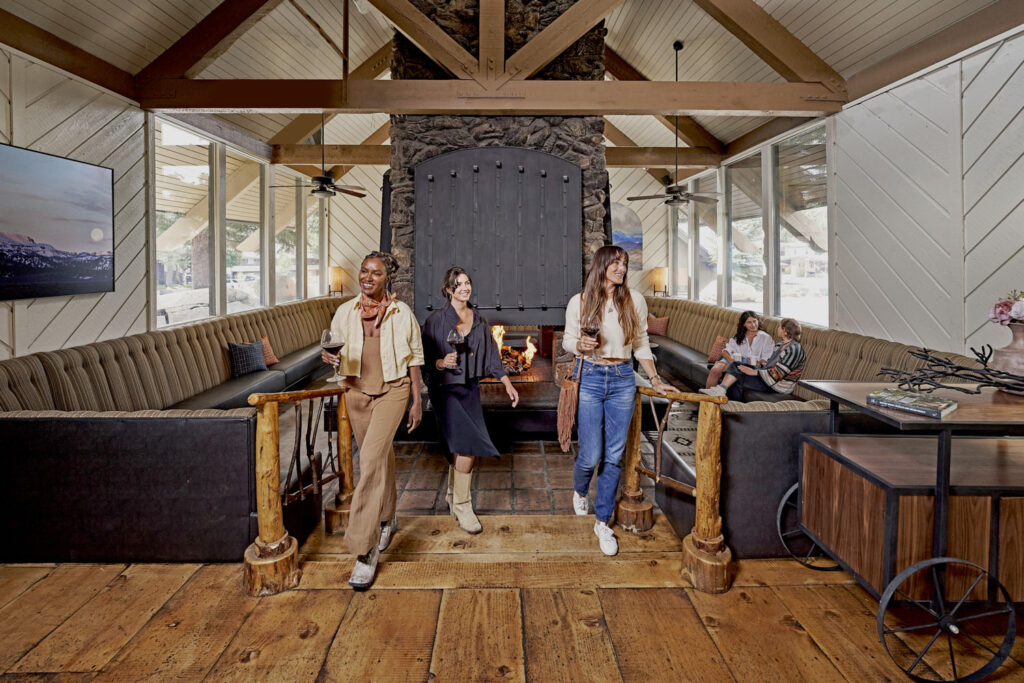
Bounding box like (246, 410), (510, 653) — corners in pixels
(0, 47), (148, 358)
(327, 164), (387, 294)
(609, 168), (667, 295)
(833, 26), (1024, 355)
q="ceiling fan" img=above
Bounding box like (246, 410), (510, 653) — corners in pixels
(627, 40), (719, 207)
(270, 114), (367, 199)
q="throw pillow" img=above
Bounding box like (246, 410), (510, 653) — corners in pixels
(647, 314), (669, 337)
(259, 335), (280, 366)
(707, 335), (729, 363)
(228, 340), (268, 378)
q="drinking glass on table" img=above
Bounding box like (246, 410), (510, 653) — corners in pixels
(320, 329), (344, 383)
(446, 329), (466, 374)
(580, 313), (601, 361)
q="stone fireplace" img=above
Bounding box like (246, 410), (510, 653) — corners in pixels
(386, 0), (609, 326)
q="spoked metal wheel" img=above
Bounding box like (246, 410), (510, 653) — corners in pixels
(877, 557), (1016, 682)
(775, 483), (840, 571)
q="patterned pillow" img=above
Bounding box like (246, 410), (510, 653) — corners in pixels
(259, 336), (279, 366)
(707, 335), (729, 363)
(228, 340), (268, 378)
(647, 314), (669, 337)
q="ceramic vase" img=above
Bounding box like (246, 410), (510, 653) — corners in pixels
(991, 322), (1024, 395)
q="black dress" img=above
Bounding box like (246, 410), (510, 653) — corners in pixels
(422, 302), (507, 459)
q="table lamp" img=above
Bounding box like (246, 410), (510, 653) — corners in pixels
(329, 266), (344, 297)
(652, 267), (668, 297)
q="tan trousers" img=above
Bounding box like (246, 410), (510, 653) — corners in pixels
(344, 378), (411, 556)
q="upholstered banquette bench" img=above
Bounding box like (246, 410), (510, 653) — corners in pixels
(643, 297), (985, 558)
(0, 297), (346, 562)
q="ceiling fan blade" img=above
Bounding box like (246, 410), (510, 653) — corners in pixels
(337, 187), (367, 198)
(688, 195), (719, 204)
(687, 192), (722, 197)
(627, 194), (668, 201)
(268, 183), (313, 189)
(331, 183), (367, 192)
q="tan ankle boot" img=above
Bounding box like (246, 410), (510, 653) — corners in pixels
(452, 470), (482, 534)
(445, 465), (455, 516)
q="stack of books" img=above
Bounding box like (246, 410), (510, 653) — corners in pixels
(866, 387), (958, 418)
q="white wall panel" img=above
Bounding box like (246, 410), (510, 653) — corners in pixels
(0, 48), (11, 359)
(1, 50), (148, 357)
(609, 168), (667, 295)
(327, 164), (387, 295)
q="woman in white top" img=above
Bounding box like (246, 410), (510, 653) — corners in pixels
(705, 310), (774, 388)
(563, 245), (674, 556)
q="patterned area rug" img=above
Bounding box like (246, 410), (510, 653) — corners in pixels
(641, 402), (699, 476)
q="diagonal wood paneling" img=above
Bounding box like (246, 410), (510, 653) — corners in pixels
(609, 168), (668, 295)
(832, 62), (963, 351)
(962, 31), (1024, 352)
(327, 164), (387, 295)
(1, 50), (148, 357)
(0, 48), (11, 359)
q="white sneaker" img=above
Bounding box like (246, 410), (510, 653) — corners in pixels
(700, 386), (727, 397)
(377, 514), (397, 552)
(572, 491), (589, 516)
(349, 545), (380, 591)
(594, 521), (618, 556)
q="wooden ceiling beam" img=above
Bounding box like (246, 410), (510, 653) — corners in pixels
(602, 119), (673, 184)
(503, 0), (625, 80)
(692, 0), (845, 94)
(0, 8), (135, 98)
(273, 142), (720, 168)
(135, 0), (286, 83)
(327, 121), (391, 179)
(724, 116), (812, 157)
(138, 78), (845, 115)
(603, 46), (724, 153)
(165, 113), (273, 158)
(366, 0), (478, 80)
(479, 0), (506, 82)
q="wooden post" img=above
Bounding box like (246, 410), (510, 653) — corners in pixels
(325, 392), (354, 534)
(244, 400), (301, 596)
(682, 400), (733, 593)
(615, 393), (654, 532)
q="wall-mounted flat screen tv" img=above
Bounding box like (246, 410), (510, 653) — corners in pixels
(0, 143), (114, 301)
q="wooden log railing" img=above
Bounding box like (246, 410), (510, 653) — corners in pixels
(243, 385), (352, 597)
(615, 386), (733, 594)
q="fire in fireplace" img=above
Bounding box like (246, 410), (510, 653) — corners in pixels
(491, 326), (537, 376)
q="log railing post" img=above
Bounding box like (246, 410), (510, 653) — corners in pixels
(682, 399), (733, 593)
(324, 391), (355, 534)
(243, 399), (301, 596)
(615, 393), (654, 532)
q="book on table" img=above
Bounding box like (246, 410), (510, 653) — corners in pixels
(866, 387), (958, 418)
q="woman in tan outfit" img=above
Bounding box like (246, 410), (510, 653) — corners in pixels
(322, 251), (424, 590)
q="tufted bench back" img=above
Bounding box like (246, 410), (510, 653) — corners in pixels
(0, 297), (346, 412)
(645, 297), (978, 401)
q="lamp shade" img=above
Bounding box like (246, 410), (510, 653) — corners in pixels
(652, 267), (668, 293)
(329, 266), (344, 294)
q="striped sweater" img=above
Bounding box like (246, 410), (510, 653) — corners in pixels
(757, 340), (806, 394)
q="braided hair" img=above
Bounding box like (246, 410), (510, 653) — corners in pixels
(363, 251), (399, 278)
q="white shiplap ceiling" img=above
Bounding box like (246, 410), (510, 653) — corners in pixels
(0, 0), (1002, 147)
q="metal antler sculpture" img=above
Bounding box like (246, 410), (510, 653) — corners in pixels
(878, 346), (1024, 394)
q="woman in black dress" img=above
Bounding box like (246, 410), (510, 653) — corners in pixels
(422, 267), (519, 534)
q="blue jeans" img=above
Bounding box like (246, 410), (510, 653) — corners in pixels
(574, 360), (636, 523)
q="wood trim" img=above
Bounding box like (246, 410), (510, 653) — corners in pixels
(503, 0), (624, 80)
(479, 0), (505, 82)
(135, 0), (287, 82)
(0, 8), (134, 99)
(275, 142), (720, 168)
(847, 0), (1024, 101)
(139, 78), (846, 115)
(692, 0), (845, 93)
(603, 46), (724, 153)
(366, 0), (478, 80)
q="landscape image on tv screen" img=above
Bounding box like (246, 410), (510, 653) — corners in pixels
(0, 143), (114, 301)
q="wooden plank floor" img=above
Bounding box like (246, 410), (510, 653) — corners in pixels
(1, 515), (1021, 681)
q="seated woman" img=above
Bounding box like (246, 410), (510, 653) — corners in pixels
(706, 310), (774, 388)
(700, 318), (805, 400)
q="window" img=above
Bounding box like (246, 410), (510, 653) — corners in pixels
(670, 202), (688, 298)
(727, 153), (764, 313)
(225, 149), (263, 313)
(775, 125), (828, 326)
(694, 175), (719, 304)
(154, 120), (211, 327)
(274, 179), (299, 304)
(306, 200), (322, 296)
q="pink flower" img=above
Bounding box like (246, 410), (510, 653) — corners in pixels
(990, 299), (1013, 325)
(1011, 300), (1024, 323)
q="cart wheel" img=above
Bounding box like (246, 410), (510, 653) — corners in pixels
(877, 557), (1016, 683)
(775, 483), (840, 571)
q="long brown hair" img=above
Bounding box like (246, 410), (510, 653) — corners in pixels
(580, 245), (640, 345)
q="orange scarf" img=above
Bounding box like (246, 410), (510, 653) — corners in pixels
(359, 292), (395, 328)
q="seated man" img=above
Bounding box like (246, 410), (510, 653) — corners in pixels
(700, 318), (805, 400)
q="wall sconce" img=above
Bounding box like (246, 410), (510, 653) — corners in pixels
(651, 267), (668, 297)
(329, 266), (344, 297)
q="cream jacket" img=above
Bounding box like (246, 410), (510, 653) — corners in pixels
(329, 297), (424, 383)
(563, 290), (654, 361)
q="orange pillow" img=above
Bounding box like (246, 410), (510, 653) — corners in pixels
(647, 314), (669, 337)
(707, 335), (729, 363)
(259, 335), (280, 366)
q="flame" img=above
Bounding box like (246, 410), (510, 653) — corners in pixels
(492, 325), (505, 349)
(524, 335), (537, 365)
